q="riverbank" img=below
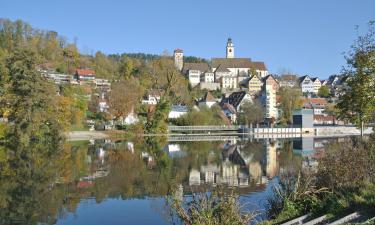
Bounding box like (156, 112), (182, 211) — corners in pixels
(66, 131), (109, 141)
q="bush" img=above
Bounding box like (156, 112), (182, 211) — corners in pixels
(170, 187), (254, 225)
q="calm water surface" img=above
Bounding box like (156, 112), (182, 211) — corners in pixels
(1, 136), (344, 224)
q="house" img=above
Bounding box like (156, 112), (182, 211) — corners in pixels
(220, 91), (252, 112)
(221, 103), (237, 123)
(299, 75), (315, 93)
(198, 92), (217, 108)
(302, 97), (328, 115)
(168, 105), (189, 119)
(75, 69), (95, 81)
(248, 75), (263, 94)
(260, 75), (279, 121)
(182, 63), (210, 87)
(141, 92), (161, 105)
(263, 84), (278, 120)
(123, 110), (139, 125)
(98, 100), (109, 112)
(311, 77), (321, 94)
(320, 80), (328, 86)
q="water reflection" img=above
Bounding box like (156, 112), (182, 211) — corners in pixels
(0, 136), (342, 225)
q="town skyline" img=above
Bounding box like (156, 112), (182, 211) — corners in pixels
(2, 0), (375, 79)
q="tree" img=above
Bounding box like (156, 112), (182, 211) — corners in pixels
(2, 49), (65, 148)
(317, 85), (330, 98)
(108, 77), (143, 121)
(324, 103), (339, 125)
(278, 87), (303, 124)
(239, 100), (264, 127)
(337, 22), (375, 136)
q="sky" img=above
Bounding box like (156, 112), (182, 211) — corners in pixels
(1, 0), (374, 79)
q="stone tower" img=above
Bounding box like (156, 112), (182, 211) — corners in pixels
(226, 38), (234, 58)
(174, 49), (184, 71)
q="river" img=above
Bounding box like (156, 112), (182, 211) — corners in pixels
(0, 136), (348, 224)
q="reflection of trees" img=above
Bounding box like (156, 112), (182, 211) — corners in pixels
(278, 140), (302, 175)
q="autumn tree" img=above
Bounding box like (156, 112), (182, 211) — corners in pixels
(337, 22), (375, 136)
(108, 77), (143, 121)
(239, 99), (264, 127)
(278, 87), (303, 124)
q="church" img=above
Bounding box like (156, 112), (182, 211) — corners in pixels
(174, 38), (269, 91)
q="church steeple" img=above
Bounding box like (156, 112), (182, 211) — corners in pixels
(226, 37), (234, 58)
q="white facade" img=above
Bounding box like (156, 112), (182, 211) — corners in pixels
(141, 94), (160, 105)
(123, 111), (139, 125)
(300, 76), (315, 93)
(174, 49), (184, 71)
(264, 84), (277, 119)
(168, 105), (188, 119)
(226, 38), (234, 58)
(188, 70), (201, 87)
(220, 76), (237, 89)
(202, 72), (215, 83)
(312, 78), (321, 94)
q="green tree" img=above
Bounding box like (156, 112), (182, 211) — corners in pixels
(317, 85), (330, 98)
(2, 49), (64, 148)
(278, 87), (303, 124)
(337, 22), (375, 136)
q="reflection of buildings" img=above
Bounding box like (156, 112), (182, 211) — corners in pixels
(293, 137), (329, 169)
(188, 139), (279, 189)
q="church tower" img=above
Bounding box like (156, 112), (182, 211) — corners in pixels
(174, 49), (184, 71)
(226, 38), (234, 58)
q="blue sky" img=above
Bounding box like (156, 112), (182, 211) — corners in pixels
(1, 0), (374, 79)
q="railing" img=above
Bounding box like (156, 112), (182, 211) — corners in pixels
(168, 125), (240, 131)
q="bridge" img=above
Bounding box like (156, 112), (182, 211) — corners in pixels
(168, 125), (241, 132)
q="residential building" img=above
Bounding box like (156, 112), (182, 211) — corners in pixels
(302, 97), (328, 115)
(198, 92), (217, 108)
(182, 63), (210, 87)
(220, 91), (252, 112)
(168, 105), (189, 119)
(75, 69), (95, 81)
(311, 77), (321, 94)
(299, 75), (315, 93)
(264, 84), (277, 120)
(248, 75), (263, 94)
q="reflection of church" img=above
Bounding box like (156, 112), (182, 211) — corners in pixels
(188, 139), (280, 189)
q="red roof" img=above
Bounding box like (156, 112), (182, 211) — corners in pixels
(77, 180), (94, 188)
(76, 69), (95, 76)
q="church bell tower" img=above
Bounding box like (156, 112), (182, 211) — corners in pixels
(226, 38), (234, 58)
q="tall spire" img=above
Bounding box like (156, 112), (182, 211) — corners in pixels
(226, 37), (234, 58)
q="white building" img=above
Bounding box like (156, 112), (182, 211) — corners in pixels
(264, 84), (277, 119)
(174, 49), (184, 71)
(198, 92), (217, 108)
(299, 75), (315, 93)
(311, 77), (321, 94)
(168, 105), (189, 119)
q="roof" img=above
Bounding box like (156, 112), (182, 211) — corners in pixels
(215, 65), (231, 73)
(174, 49), (183, 53)
(202, 92), (216, 102)
(220, 91), (248, 108)
(299, 75), (311, 83)
(76, 69), (95, 76)
(311, 77), (320, 82)
(314, 115), (334, 121)
(222, 103), (237, 114)
(248, 74), (261, 81)
(262, 74), (279, 84)
(212, 58), (267, 71)
(182, 63), (210, 74)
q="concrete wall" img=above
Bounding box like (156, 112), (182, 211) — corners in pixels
(315, 126), (373, 136)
